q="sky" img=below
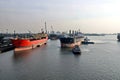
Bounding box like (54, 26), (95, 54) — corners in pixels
(0, 0), (120, 33)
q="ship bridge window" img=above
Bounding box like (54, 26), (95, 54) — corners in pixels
(60, 38), (74, 43)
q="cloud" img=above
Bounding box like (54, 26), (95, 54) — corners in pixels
(0, 0), (120, 33)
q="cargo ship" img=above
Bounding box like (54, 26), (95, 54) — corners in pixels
(59, 31), (84, 48)
(49, 33), (58, 40)
(117, 33), (120, 41)
(11, 33), (48, 51)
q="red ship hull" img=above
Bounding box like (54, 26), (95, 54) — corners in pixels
(11, 37), (48, 51)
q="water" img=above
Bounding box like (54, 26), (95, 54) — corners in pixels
(0, 35), (120, 80)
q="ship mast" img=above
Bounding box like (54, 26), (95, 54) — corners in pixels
(45, 22), (47, 33)
(14, 30), (16, 38)
(51, 26), (53, 32)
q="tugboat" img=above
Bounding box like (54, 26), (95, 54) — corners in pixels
(72, 45), (81, 54)
(82, 37), (94, 44)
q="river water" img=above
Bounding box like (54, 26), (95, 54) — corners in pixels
(0, 35), (120, 80)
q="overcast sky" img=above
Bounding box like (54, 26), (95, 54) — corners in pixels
(0, 0), (120, 33)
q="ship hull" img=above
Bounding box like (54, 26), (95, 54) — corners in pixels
(11, 37), (48, 52)
(60, 41), (81, 48)
(14, 46), (33, 52)
(60, 37), (82, 48)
